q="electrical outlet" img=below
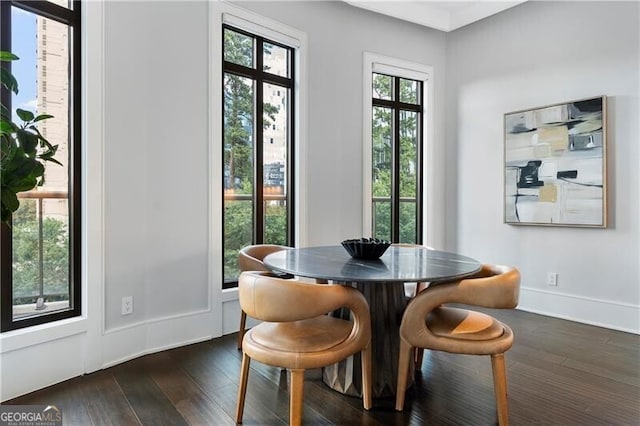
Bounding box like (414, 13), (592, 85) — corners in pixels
(547, 272), (558, 286)
(122, 296), (133, 315)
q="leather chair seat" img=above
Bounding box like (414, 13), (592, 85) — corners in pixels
(250, 315), (353, 353)
(428, 306), (505, 341)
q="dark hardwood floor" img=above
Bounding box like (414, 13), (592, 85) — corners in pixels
(5, 309), (639, 425)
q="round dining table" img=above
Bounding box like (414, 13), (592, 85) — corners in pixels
(264, 245), (482, 398)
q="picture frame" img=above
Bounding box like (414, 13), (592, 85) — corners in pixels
(503, 96), (607, 227)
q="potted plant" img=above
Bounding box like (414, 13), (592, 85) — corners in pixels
(1, 51), (61, 225)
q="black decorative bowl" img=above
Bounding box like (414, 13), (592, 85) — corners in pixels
(341, 238), (391, 260)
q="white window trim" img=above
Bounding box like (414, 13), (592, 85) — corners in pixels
(362, 52), (434, 244)
(211, 2), (308, 304)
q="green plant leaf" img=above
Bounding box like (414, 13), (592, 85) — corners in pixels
(0, 67), (19, 94)
(0, 51), (19, 61)
(27, 125), (49, 145)
(11, 175), (39, 192)
(33, 114), (54, 123)
(16, 108), (34, 122)
(33, 161), (45, 177)
(0, 120), (13, 135)
(3, 139), (19, 166)
(40, 154), (63, 167)
(6, 155), (31, 180)
(17, 130), (38, 154)
(2, 187), (20, 214)
(9, 158), (39, 183)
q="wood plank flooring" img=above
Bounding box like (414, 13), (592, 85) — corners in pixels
(5, 309), (639, 425)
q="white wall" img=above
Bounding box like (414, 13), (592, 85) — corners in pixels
(235, 1), (448, 246)
(446, 1), (639, 332)
(101, 0), (221, 362)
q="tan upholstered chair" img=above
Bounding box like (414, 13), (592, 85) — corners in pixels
(395, 264), (520, 426)
(236, 271), (373, 426)
(237, 244), (292, 349)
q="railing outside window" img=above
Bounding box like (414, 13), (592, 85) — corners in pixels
(13, 191), (70, 319)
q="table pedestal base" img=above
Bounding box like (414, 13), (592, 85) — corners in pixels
(322, 281), (413, 398)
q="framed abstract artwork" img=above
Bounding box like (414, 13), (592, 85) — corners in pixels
(504, 96), (607, 227)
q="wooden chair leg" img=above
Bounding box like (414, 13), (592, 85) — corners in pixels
(235, 352), (251, 424)
(237, 311), (247, 350)
(289, 369), (305, 426)
(360, 344), (373, 410)
(395, 339), (413, 411)
(491, 353), (509, 426)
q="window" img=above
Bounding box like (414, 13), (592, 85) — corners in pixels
(365, 55), (428, 244)
(1, 0), (81, 331)
(222, 25), (294, 287)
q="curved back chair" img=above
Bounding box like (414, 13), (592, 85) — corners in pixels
(395, 264), (520, 426)
(236, 271), (372, 425)
(237, 244), (292, 349)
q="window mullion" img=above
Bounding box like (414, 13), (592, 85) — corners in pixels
(285, 47), (295, 246)
(254, 38), (265, 244)
(223, 61), (258, 80)
(70, 4), (82, 310)
(415, 81), (424, 244)
(392, 77), (401, 243)
(262, 72), (290, 87)
(373, 98), (420, 112)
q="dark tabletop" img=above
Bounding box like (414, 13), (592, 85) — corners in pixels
(263, 245), (481, 283)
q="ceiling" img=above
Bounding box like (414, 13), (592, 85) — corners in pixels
(345, 0), (528, 32)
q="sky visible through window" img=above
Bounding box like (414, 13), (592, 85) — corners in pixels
(11, 6), (37, 121)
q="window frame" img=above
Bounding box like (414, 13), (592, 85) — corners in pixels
(221, 24), (295, 288)
(0, 0), (82, 332)
(363, 53), (432, 245)
(371, 73), (424, 243)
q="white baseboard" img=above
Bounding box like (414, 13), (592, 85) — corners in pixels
(1, 332), (86, 402)
(518, 286), (640, 334)
(102, 309), (218, 368)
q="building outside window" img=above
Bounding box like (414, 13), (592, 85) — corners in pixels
(0, 0), (81, 331)
(222, 25), (294, 287)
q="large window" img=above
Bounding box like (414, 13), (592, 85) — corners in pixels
(222, 25), (294, 287)
(1, 0), (81, 331)
(371, 72), (423, 243)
